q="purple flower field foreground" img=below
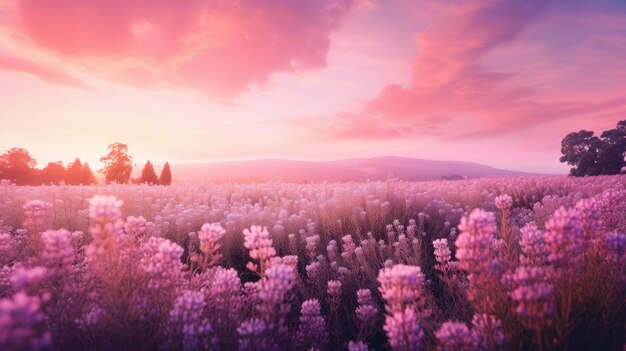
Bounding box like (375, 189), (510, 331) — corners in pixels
(0, 176), (625, 350)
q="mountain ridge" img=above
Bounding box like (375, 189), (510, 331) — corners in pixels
(163, 156), (539, 183)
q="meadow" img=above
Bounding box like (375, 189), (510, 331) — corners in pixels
(0, 175), (625, 350)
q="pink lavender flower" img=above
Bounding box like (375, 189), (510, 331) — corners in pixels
(0, 233), (12, 263)
(574, 198), (605, 240)
(198, 223), (226, 246)
(599, 188), (626, 231)
(170, 290), (216, 351)
(504, 266), (554, 328)
(124, 216), (146, 237)
(280, 255), (298, 270)
(603, 232), (626, 263)
(86, 195), (125, 261)
(0, 266), (15, 296)
(327, 279), (342, 299)
(243, 225), (276, 275)
(383, 308), (424, 351)
(237, 318), (274, 351)
(40, 229), (75, 270)
(257, 263), (295, 336)
(356, 304), (379, 339)
(433, 238), (452, 266)
(342, 235), (357, 255)
(0, 292), (52, 350)
(519, 223), (547, 266)
(495, 194), (513, 211)
(378, 264), (426, 311)
(305, 234), (320, 260)
(327, 240), (338, 262)
(455, 209), (496, 274)
(306, 261), (321, 280)
(10, 266), (47, 291)
(348, 340), (369, 351)
(211, 268), (241, 297)
(22, 200), (52, 234)
(471, 314), (505, 350)
(88, 195), (123, 224)
(139, 237), (184, 290)
(543, 207), (585, 268)
(295, 299), (328, 350)
(76, 305), (104, 327)
(357, 288), (374, 307)
(435, 321), (477, 351)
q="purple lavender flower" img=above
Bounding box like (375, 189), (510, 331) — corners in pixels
(383, 308), (424, 351)
(0, 292), (52, 350)
(435, 321), (477, 351)
(455, 209), (496, 274)
(543, 207), (585, 268)
(495, 194), (513, 211)
(40, 229), (75, 270)
(504, 266), (554, 327)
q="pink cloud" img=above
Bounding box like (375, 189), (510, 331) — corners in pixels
(318, 0), (626, 140)
(3, 0), (356, 98)
(0, 51), (89, 89)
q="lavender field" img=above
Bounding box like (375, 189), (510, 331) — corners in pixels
(0, 175), (624, 350)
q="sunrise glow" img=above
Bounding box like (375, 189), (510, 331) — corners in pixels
(1, 0), (624, 174)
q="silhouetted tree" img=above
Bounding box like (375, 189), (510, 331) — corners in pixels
(159, 162), (172, 185)
(81, 163), (97, 185)
(41, 162), (66, 185)
(598, 120), (626, 174)
(0, 148), (38, 185)
(65, 158), (83, 185)
(140, 161), (159, 184)
(100, 143), (133, 184)
(560, 120), (626, 176)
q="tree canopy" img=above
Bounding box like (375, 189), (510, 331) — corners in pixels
(560, 120), (626, 176)
(41, 162), (66, 185)
(100, 143), (133, 184)
(0, 144), (164, 186)
(0, 148), (38, 185)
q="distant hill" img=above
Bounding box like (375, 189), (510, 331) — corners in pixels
(167, 156), (536, 183)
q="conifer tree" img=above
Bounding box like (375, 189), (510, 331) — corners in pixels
(159, 162), (172, 186)
(141, 161), (159, 184)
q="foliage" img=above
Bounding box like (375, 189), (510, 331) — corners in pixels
(40, 162), (66, 185)
(560, 120), (626, 176)
(100, 142), (133, 184)
(65, 158), (83, 185)
(0, 148), (38, 185)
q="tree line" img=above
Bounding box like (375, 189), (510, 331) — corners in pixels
(0, 142), (172, 186)
(560, 120), (626, 176)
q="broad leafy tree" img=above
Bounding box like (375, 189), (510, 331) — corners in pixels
(100, 143), (133, 184)
(81, 163), (98, 185)
(560, 120), (626, 176)
(65, 158), (83, 185)
(0, 148), (38, 185)
(41, 162), (66, 185)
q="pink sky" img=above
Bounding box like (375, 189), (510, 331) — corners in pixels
(1, 0), (626, 174)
